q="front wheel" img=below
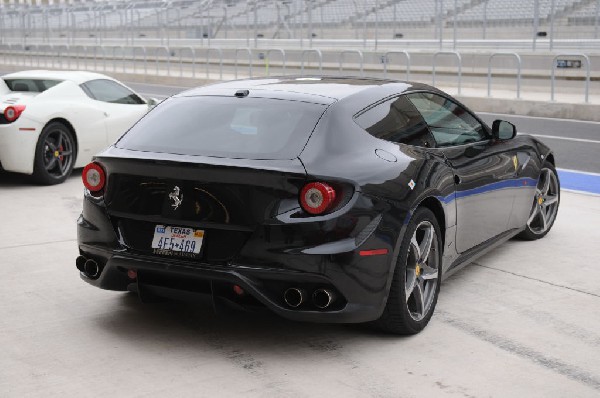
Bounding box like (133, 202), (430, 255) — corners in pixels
(32, 122), (76, 185)
(374, 207), (442, 335)
(517, 164), (560, 241)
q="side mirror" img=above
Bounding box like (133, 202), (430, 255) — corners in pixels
(492, 120), (517, 140)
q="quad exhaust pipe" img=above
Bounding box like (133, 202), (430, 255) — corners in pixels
(312, 289), (335, 309)
(283, 288), (306, 308)
(283, 287), (336, 309)
(75, 255), (101, 279)
(84, 259), (100, 278)
(75, 255), (87, 272)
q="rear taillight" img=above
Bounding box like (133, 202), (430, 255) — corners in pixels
(82, 162), (106, 193)
(300, 182), (336, 215)
(4, 105), (26, 123)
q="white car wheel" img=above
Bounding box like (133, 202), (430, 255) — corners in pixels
(33, 122), (76, 185)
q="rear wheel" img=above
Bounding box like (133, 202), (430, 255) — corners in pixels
(374, 207), (442, 335)
(517, 164), (560, 240)
(33, 122), (76, 185)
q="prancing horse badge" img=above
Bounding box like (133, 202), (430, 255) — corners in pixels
(169, 186), (183, 210)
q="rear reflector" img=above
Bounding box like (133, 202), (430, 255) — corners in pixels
(233, 285), (245, 296)
(127, 269), (137, 280)
(82, 162), (106, 193)
(300, 182), (336, 215)
(359, 249), (389, 256)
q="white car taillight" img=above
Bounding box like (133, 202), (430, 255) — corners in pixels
(4, 105), (26, 123)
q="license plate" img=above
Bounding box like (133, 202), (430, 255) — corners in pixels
(151, 225), (204, 256)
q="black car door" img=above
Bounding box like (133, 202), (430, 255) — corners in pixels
(406, 92), (518, 253)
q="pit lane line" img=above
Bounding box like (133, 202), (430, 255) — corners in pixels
(525, 134), (600, 145)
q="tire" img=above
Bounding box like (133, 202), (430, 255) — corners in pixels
(374, 207), (442, 335)
(32, 122), (76, 185)
(517, 163), (560, 241)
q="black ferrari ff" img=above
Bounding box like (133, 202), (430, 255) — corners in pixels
(76, 77), (559, 334)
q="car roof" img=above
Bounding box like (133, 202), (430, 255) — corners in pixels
(1, 70), (113, 84)
(179, 76), (439, 105)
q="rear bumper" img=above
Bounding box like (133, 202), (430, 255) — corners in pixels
(78, 243), (385, 323)
(77, 192), (408, 324)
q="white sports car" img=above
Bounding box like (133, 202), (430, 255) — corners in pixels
(0, 70), (156, 184)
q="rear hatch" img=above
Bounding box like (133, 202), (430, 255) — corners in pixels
(99, 151), (307, 264)
(99, 95), (327, 263)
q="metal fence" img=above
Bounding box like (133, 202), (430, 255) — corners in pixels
(0, 43), (595, 103)
(0, 0), (599, 51)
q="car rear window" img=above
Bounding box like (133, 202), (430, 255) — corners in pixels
(4, 79), (62, 92)
(116, 96), (327, 160)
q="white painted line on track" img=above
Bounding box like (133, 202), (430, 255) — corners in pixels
(479, 112), (600, 125)
(521, 132), (600, 145)
(561, 188), (600, 197)
(557, 168), (600, 177)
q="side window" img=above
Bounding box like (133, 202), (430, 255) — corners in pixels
(354, 95), (434, 147)
(80, 79), (145, 105)
(406, 92), (487, 147)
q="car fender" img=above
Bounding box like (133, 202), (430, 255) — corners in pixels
(26, 106), (107, 169)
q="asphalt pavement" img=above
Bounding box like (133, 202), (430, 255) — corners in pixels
(0, 172), (599, 397)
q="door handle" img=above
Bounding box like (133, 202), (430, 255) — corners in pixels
(454, 175), (461, 185)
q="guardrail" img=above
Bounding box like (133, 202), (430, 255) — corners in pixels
(432, 51), (462, 95)
(234, 47), (252, 79)
(205, 47), (223, 80)
(487, 52), (522, 99)
(551, 53), (591, 103)
(0, 44), (595, 104)
(300, 49), (322, 75)
(265, 48), (286, 76)
(338, 50), (364, 77)
(382, 51), (411, 80)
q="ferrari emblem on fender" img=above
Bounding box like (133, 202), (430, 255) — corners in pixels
(513, 155), (518, 172)
(169, 186), (183, 210)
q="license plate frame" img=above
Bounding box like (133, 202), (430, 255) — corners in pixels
(151, 225), (204, 258)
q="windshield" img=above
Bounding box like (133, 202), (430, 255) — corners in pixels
(116, 96), (327, 160)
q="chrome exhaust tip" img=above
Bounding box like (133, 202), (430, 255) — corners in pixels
(83, 259), (100, 278)
(283, 288), (305, 308)
(76, 255), (87, 272)
(313, 289), (335, 309)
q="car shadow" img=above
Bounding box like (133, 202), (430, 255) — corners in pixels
(91, 292), (412, 355)
(0, 168), (82, 188)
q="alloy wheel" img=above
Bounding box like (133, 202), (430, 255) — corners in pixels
(405, 220), (439, 322)
(527, 168), (559, 235)
(42, 128), (74, 179)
